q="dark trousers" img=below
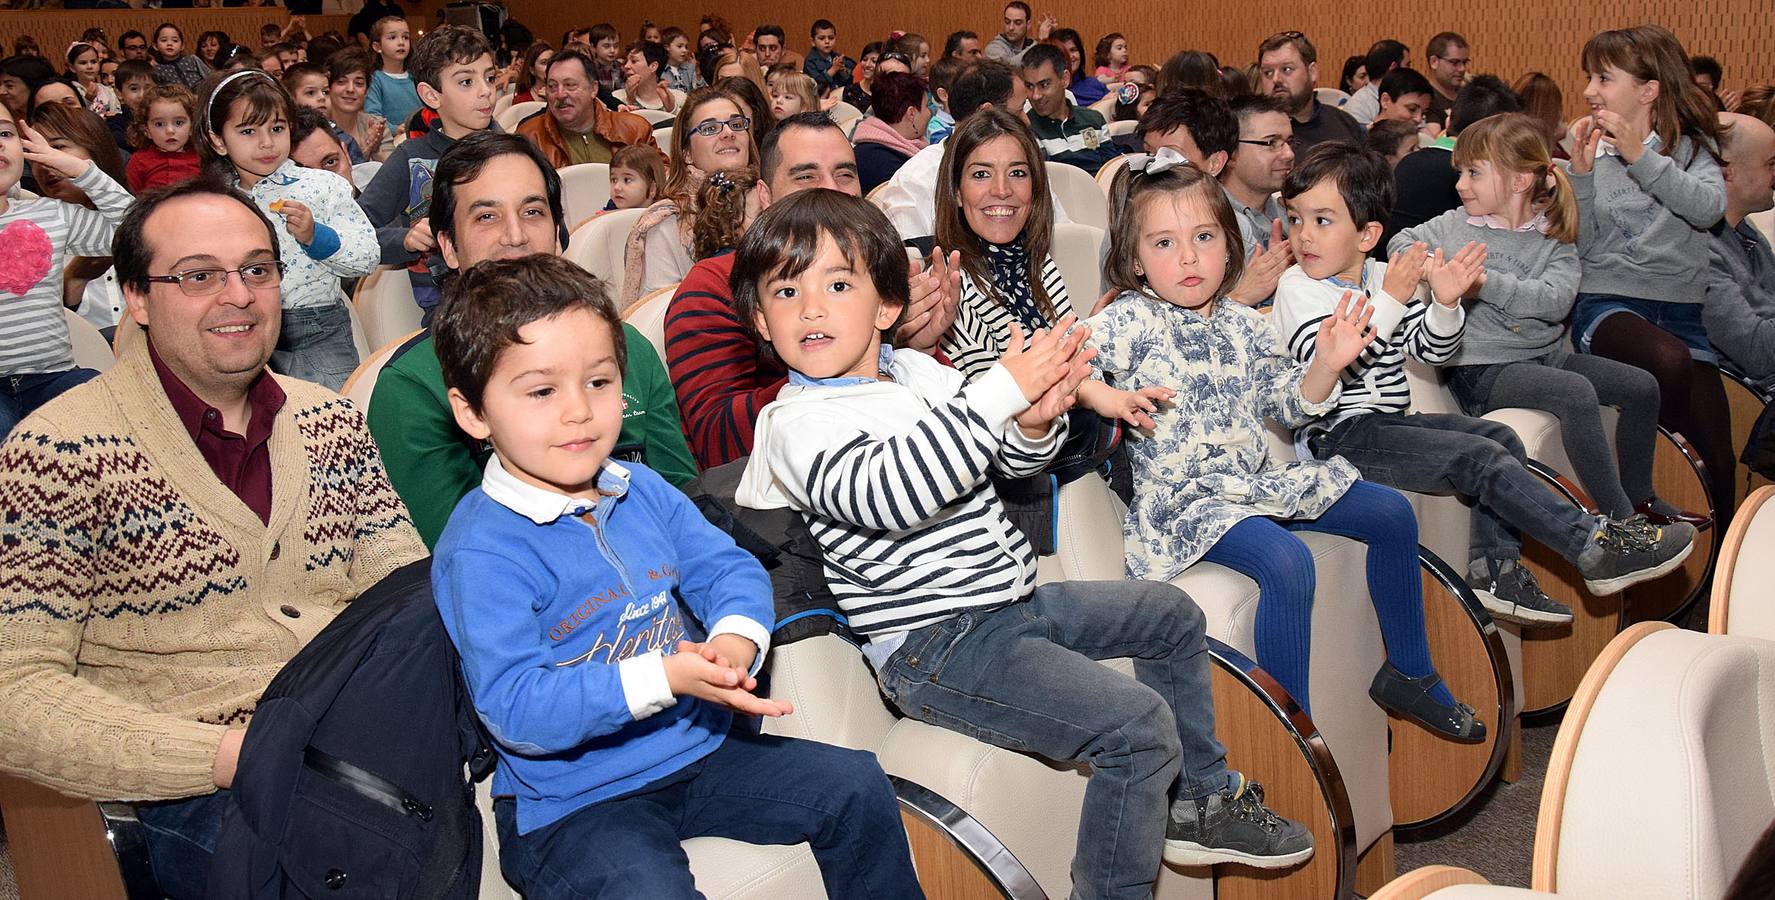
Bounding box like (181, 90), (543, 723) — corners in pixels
(136, 789), (232, 900)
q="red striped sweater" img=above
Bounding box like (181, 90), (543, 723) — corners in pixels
(664, 253), (790, 469)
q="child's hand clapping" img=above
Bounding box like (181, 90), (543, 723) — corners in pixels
(275, 199), (315, 244)
(1568, 117), (1605, 175)
(1313, 290), (1377, 371)
(663, 639), (793, 717)
(1381, 241), (1429, 301)
(364, 114), (387, 150)
(1426, 241), (1487, 308)
(1002, 318), (1096, 435)
(1079, 382), (1175, 431)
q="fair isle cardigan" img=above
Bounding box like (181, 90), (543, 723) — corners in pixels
(0, 334), (427, 800)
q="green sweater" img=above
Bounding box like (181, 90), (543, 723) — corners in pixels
(367, 325), (698, 547)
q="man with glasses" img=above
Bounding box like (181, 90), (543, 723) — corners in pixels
(1221, 94), (1297, 306)
(1255, 31), (1361, 155)
(515, 47), (657, 169)
(1425, 33), (1470, 132)
(0, 180), (427, 899)
(118, 30), (149, 62)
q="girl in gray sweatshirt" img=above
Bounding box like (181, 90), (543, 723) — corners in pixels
(1565, 25), (1734, 524)
(1393, 113), (1698, 526)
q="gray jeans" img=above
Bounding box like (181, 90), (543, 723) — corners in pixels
(1445, 349), (1660, 518)
(877, 580), (1228, 900)
(1312, 412), (1599, 565)
(271, 301), (360, 392)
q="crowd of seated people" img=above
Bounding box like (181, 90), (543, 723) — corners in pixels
(1, 7), (1774, 898)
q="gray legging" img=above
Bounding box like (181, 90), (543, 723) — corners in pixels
(1445, 350), (1661, 519)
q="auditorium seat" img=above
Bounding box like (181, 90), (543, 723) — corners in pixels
(1369, 623), (1775, 899)
(621, 283), (678, 361)
(1709, 483), (1775, 639)
(494, 100), (543, 133)
(340, 329), (423, 408)
(556, 162), (613, 229)
(351, 267), (424, 353)
(1046, 161), (1111, 231)
(564, 207), (647, 291)
(64, 308), (115, 373)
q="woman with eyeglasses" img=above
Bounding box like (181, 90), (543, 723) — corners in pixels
(620, 85), (760, 306)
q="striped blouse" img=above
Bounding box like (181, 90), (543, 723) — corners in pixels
(942, 249), (1075, 383)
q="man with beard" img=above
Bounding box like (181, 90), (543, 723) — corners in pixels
(1424, 32), (1469, 131)
(1256, 31), (1361, 155)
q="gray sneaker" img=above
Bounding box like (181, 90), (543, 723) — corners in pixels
(1576, 517), (1696, 595)
(1468, 559), (1573, 627)
(1165, 772), (1314, 869)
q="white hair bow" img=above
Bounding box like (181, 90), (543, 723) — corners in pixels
(1126, 146), (1192, 177)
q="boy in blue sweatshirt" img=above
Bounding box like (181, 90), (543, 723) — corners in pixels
(429, 254), (920, 899)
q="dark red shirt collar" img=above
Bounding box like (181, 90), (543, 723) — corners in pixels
(148, 339), (286, 523)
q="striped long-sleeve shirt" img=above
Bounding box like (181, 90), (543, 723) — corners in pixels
(736, 349), (1064, 650)
(663, 254), (789, 469)
(0, 165), (132, 376)
(1271, 260), (1465, 429)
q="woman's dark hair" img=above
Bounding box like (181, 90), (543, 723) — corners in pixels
(214, 46), (257, 72)
(196, 31), (231, 67)
(194, 68), (294, 179)
(516, 42), (553, 95)
(631, 41), (667, 78)
(114, 178), (280, 294)
(305, 35), (345, 70)
(26, 78), (85, 122)
(1158, 49), (1224, 98)
(1047, 27), (1086, 80)
(326, 47), (375, 85)
(870, 72), (927, 125)
(715, 75), (773, 134)
(1339, 55), (1366, 94)
(434, 254), (627, 413)
(31, 103), (126, 190)
(934, 107), (1057, 319)
(2, 55), (58, 116)
(1218, 65), (1252, 99)
(1093, 33), (1125, 71)
(1105, 160), (1245, 300)
(430, 131), (569, 254)
(1282, 141), (1396, 228)
(731, 188), (910, 352)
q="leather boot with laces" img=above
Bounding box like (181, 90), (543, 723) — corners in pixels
(1164, 772), (1314, 868)
(1576, 516), (1696, 595)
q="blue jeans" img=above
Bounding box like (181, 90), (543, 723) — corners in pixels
(270, 302), (360, 392)
(493, 728), (919, 900)
(1312, 412), (1598, 565)
(1201, 481), (1440, 716)
(878, 581), (1229, 900)
(0, 368), (99, 436)
(136, 789), (232, 900)
(1571, 293), (1718, 364)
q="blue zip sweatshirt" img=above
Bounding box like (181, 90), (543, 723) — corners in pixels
(433, 456), (773, 834)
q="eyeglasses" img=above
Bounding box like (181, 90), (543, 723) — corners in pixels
(689, 114), (751, 137)
(144, 261), (285, 297)
(1238, 136), (1297, 151)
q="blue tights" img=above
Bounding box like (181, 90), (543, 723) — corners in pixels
(1199, 480), (1449, 716)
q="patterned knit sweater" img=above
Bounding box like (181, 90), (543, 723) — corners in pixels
(0, 334), (427, 800)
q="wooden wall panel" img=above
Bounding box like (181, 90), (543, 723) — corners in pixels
(505, 0), (1775, 120)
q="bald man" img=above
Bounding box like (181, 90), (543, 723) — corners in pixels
(1703, 113), (1775, 384)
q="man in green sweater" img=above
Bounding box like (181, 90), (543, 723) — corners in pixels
(367, 133), (696, 547)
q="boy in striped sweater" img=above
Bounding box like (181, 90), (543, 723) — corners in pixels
(734, 189), (1314, 895)
(1273, 144), (1694, 623)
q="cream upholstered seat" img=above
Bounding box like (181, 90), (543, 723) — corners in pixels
(622, 284), (677, 361)
(1710, 484), (1775, 639)
(1050, 222), (1106, 302)
(1371, 623), (1775, 900)
(556, 162), (612, 228)
(564, 207), (647, 290)
(494, 100), (543, 133)
(65, 308), (115, 372)
(352, 267), (424, 354)
(1046, 161), (1110, 231)
(341, 330), (423, 408)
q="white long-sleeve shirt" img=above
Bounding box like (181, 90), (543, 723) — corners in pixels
(237, 159), (377, 310)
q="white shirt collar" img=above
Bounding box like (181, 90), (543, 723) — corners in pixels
(481, 453), (632, 525)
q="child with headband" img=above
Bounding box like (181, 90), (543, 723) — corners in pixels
(196, 69), (376, 391)
(1091, 151), (1484, 741)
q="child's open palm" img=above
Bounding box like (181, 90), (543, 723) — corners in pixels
(1381, 241), (1429, 301)
(1426, 241), (1487, 307)
(664, 640), (793, 718)
(1000, 317), (1077, 403)
(18, 122), (91, 182)
(1315, 290), (1377, 371)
